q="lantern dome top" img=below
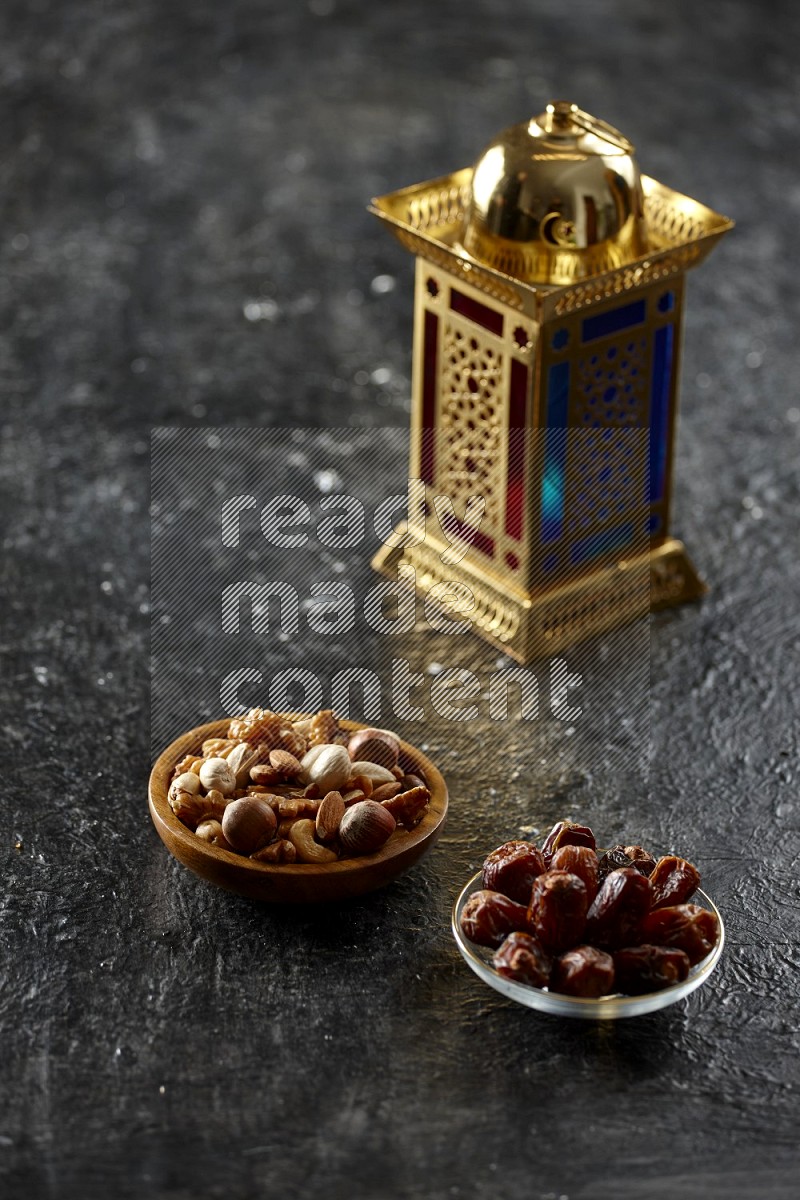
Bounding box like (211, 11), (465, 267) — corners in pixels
(461, 101), (647, 285)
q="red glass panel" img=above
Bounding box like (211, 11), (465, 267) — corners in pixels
(421, 310), (438, 485)
(505, 360), (528, 540)
(450, 288), (504, 336)
(438, 507), (495, 560)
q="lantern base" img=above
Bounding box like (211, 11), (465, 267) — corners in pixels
(371, 530), (707, 663)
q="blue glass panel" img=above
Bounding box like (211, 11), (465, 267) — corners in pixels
(648, 514), (662, 534)
(582, 299), (646, 343)
(552, 328), (569, 351)
(541, 362), (569, 544)
(658, 291), (675, 313)
(570, 522), (634, 565)
(649, 325), (674, 503)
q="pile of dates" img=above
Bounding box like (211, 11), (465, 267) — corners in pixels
(460, 820), (720, 998)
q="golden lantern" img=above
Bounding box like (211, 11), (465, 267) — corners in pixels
(370, 102), (733, 662)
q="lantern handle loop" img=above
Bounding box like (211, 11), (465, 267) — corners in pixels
(543, 101), (635, 154)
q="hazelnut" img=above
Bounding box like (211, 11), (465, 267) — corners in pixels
(338, 800), (396, 856)
(199, 757), (237, 796)
(221, 796), (277, 854)
(347, 728), (400, 769)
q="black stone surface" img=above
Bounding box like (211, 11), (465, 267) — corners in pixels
(2, 2), (799, 1197)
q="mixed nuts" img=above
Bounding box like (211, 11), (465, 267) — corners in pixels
(460, 820), (720, 999)
(168, 707), (431, 865)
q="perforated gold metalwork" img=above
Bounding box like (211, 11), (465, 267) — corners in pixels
(375, 532), (705, 661)
(438, 319), (504, 528)
(393, 228), (525, 309)
(395, 533), (522, 646)
(406, 175), (472, 236)
(645, 186), (706, 246)
(564, 335), (649, 538)
(549, 243), (703, 318)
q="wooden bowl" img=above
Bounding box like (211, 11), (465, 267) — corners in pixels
(148, 717), (448, 903)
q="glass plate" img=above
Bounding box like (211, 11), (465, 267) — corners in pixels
(452, 869), (725, 1019)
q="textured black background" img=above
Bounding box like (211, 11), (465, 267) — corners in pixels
(1, 2), (799, 1198)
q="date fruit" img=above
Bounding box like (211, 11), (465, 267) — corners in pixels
(460, 889), (532, 949)
(613, 945), (690, 994)
(549, 845), (599, 904)
(597, 845), (634, 883)
(542, 820), (596, 866)
(492, 932), (551, 987)
(649, 855), (701, 909)
(624, 845), (656, 876)
(482, 840), (546, 904)
(584, 867), (652, 949)
(551, 945), (615, 998)
(527, 870), (588, 954)
(637, 904), (719, 966)
(462, 823), (717, 1001)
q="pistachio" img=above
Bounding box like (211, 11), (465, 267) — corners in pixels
(226, 742), (261, 788)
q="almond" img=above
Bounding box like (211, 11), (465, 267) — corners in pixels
(371, 781), (403, 803)
(316, 790), (346, 842)
(269, 748), (304, 780)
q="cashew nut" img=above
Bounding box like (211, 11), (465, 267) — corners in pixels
(288, 819), (338, 864)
